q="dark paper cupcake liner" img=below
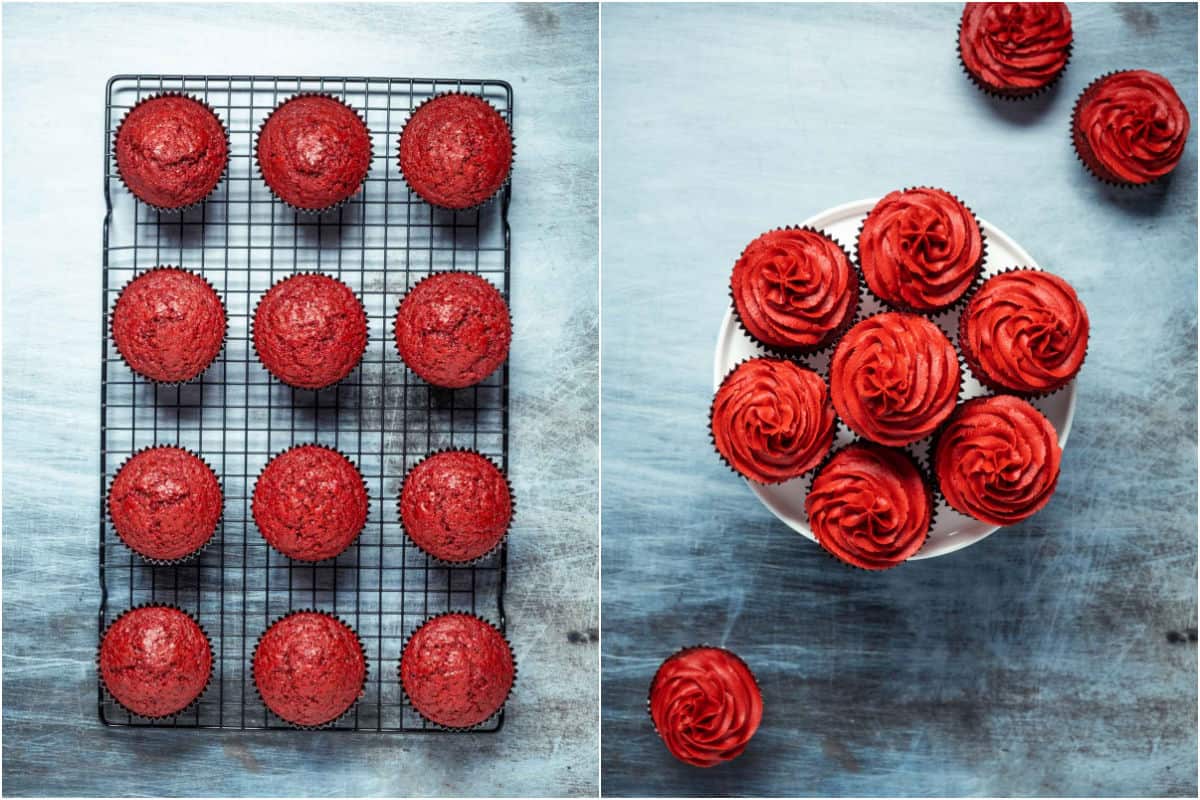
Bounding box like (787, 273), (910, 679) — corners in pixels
(1071, 71), (1176, 189)
(646, 645), (762, 745)
(956, 19), (1072, 101)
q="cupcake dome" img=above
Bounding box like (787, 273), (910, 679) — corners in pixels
(959, 3), (1072, 98)
(99, 606), (212, 718)
(111, 268), (226, 383)
(730, 227), (858, 353)
(959, 269), (1089, 395)
(108, 446), (222, 562)
(253, 611), (366, 727)
(648, 647), (763, 768)
(399, 450), (512, 563)
(114, 95), (228, 209)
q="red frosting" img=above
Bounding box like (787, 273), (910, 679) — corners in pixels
(831, 313), (961, 447)
(111, 268), (226, 383)
(253, 274), (368, 390)
(115, 95), (228, 209)
(252, 445), (368, 562)
(399, 94), (513, 210)
(394, 272), (511, 389)
(959, 3), (1072, 96)
(400, 450), (512, 563)
(730, 228), (858, 352)
(648, 647), (763, 768)
(257, 95), (372, 211)
(99, 606), (212, 718)
(960, 270), (1089, 395)
(935, 395), (1061, 525)
(710, 358), (835, 484)
(253, 612), (366, 727)
(858, 188), (983, 312)
(1073, 70), (1191, 185)
(806, 444), (931, 570)
(108, 446), (222, 562)
(400, 614), (514, 728)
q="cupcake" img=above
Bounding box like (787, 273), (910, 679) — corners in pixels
(98, 605), (212, 719)
(958, 3), (1072, 99)
(1072, 70), (1191, 186)
(398, 93), (514, 210)
(114, 94), (228, 210)
(399, 450), (513, 563)
(394, 272), (511, 389)
(857, 188), (983, 313)
(399, 613), (515, 729)
(252, 445), (369, 562)
(253, 611), (367, 728)
(108, 446), (222, 563)
(959, 269), (1089, 396)
(253, 273), (368, 390)
(729, 227), (858, 354)
(710, 358), (835, 484)
(256, 94), (373, 212)
(806, 443), (932, 570)
(830, 313), (961, 447)
(111, 267), (227, 384)
(648, 646), (763, 768)
(934, 395), (1062, 525)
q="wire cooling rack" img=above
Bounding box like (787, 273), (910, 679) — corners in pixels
(99, 75), (511, 732)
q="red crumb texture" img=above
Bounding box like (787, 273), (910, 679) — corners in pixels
(115, 95), (228, 209)
(253, 612), (366, 727)
(99, 606), (212, 718)
(108, 446), (222, 562)
(112, 268), (226, 383)
(399, 94), (513, 209)
(400, 614), (514, 728)
(400, 451), (511, 562)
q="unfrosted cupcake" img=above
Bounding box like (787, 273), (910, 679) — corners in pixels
(99, 605), (212, 719)
(399, 450), (512, 563)
(958, 3), (1072, 98)
(114, 94), (228, 210)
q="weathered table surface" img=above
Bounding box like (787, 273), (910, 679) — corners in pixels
(2, 3), (598, 796)
(600, 3), (1197, 796)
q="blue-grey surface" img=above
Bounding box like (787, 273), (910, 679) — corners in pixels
(601, 3), (1196, 797)
(2, 3), (598, 796)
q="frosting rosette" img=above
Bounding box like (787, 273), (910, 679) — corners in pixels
(806, 443), (932, 570)
(959, 3), (1072, 97)
(935, 395), (1061, 525)
(648, 647), (763, 768)
(959, 269), (1089, 395)
(710, 358), (835, 484)
(857, 188), (983, 312)
(730, 227), (858, 352)
(830, 313), (961, 447)
(1072, 70), (1191, 185)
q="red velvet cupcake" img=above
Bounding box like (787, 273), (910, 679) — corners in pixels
(398, 93), (513, 210)
(958, 3), (1073, 98)
(253, 611), (367, 728)
(399, 613), (515, 729)
(394, 272), (511, 389)
(98, 605), (212, 719)
(253, 273), (368, 390)
(108, 446), (222, 563)
(935, 395), (1062, 525)
(648, 646), (763, 768)
(730, 227), (858, 354)
(257, 94), (372, 212)
(111, 267), (227, 383)
(114, 94), (228, 210)
(399, 450), (512, 563)
(959, 269), (1089, 396)
(252, 445), (369, 562)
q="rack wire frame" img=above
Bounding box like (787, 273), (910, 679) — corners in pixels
(98, 74), (512, 733)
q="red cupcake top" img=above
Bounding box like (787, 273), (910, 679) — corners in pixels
(115, 95), (228, 209)
(935, 395), (1061, 525)
(806, 443), (931, 570)
(253, 612), (366, 727)
(253, 274), (368, 390)
(257, 95), (372, 211)
(959, 270), (1089, 395)
(400, 450), (512, 563)
(710, 358), (835, 484)
(399, 93), (513, 210)
(648, 647), (762, 768)
(112, 268), (226, 383)
(394, 272), (511, 389)
(252, 445), (368, 562)
(1073, 70), (1191, 185)
(959, 3), (1072, 96)
(108, 446), (222, 562)
(858, 188), (983, 312)
(99, 606), (212, 718)
(400, 614), (515, 729)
